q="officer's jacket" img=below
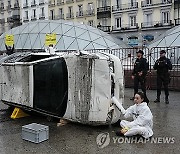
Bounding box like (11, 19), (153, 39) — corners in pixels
(153, 57), (172, 75)
(132, 57), (149, 76)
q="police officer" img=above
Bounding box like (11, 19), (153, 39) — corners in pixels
(154, 50), (172, 104)
(131, 50), (149, 103)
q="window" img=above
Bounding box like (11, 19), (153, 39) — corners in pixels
(59, 8), (63, 18)
(115, 17), (121, 29)
(146, 0), (151, 4)
(145, 13), (152, 26)
(87, 3), (94, 15)
(41, 7), (44, 16)
(68, 6), (73, 18)
(102, 18), (108, 26)
(78, 5), (83, 16)
(32, 9), (36, 18)
(130, 16), (136, 27)
(162, 11), (169, 23)
(50, 10), (55, 20)
(25, 10), (28, 19)
(102, 0), (107, 7)
(88, 20), (93, 27)
(116, 0), (121, 6)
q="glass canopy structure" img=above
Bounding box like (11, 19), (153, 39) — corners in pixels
(0, 20), (127, 51)
(149, 25), (180, 48)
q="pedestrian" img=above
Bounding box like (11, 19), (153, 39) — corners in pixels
(153, 50), (172, 104)
(45, 44), (56, 54)
(115, 92), (153, 139)
(131, 50), (149, 103)
(5, 44), (14, 55)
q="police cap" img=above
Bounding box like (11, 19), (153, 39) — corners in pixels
(136, 50), (144, 55)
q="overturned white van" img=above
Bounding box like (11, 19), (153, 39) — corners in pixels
(0, 51), (124, 125)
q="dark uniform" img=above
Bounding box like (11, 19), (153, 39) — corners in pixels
(153, 51), (172, 104)
(132, 53), (149, 103)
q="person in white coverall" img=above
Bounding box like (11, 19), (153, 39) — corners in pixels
(115, 92), (153, 139)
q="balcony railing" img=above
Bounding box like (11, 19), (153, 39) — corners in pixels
(31, 1), (37, 6)
(66, 13), (74, 19)
(23, 17), (29, 22)
(56, 14), (64, 19)
(66, 0), (74, 4)
(39, 14), (45, 19)
(97, 25), (111, 32)
(86, 9), (95, 16)
(49, 15), (55, 20)
(76, 0), (84, 2)
(57, 0), (64, 5)
(141, 20), (173, 29)
(49, 1), (55, 7)
(31, 16), (37, 20)
(112, 2), (138, 12)
(97, 6), (111, 13)
(141, 0), (172, 7)
(175, 18), (180, 26)
(112, 23), (139, 31)
(76, 11), (84, 18)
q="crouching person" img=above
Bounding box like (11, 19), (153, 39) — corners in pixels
(113, 92), (153, 139)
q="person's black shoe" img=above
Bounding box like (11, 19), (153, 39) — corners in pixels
(165, 99), (169, 104)
(116, 130), (124, 136)
(154, 99), (160, 103)
(130, 97), (134, 100)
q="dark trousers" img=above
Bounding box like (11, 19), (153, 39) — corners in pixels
(156, 74), (169, 99)
(134, 75), (149, 102)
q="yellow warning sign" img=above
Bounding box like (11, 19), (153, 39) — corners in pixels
(5, 34), (14, 46)
(45, 33), (56, 46)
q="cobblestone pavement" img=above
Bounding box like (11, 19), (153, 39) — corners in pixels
(0, 88), (180, 154)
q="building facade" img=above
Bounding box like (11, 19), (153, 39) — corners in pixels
(111, 0), (175, 47)
(0, 0), (21, 35)
(21, 0), (49, 23)
(0, 0), (180, 48)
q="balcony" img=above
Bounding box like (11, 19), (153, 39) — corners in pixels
(112, 23), (139, 32)
(97, 25), (111, 32)
(141, 20), (174, 30)
(39, 14), (45, 19)
(66, 13), (74, 19)
(86, 9), (95, 16)
(141, 0), (172, 9)
(49, 15), (55, 20)
(97, 6), (111, 19)
(23, 17), (29, 22)
(112, 2), (138, 13)
(175, 18), (180, 26)
(66, 0), (74, 4)
(76, 0), (84, 2)
(31, 15), (37, 21)
(57, 0), (64, 5)
(39, 0), (45, 5)
(49, 1), (55, 7)
(76, 11), (84, 18)
(31, 1), (37, 7)
(56, 14), (64, 19)
(23, 3), (28, 8)
(12, 15), (20, 21)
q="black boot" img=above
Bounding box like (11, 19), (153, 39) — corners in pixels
(165, 96), (169, 104)
(154, 96), (160, 103)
